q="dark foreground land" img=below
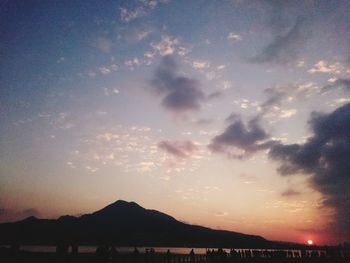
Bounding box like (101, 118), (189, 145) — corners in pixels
(1, 247), (350, 263)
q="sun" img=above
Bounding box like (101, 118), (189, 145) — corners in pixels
(307, 240), (313, 245)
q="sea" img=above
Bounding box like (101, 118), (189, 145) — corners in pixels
(0, 246), (320, 255)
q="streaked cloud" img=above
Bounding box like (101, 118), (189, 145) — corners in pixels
(249, 19), (309, 65)
(158, 140), (198, 158)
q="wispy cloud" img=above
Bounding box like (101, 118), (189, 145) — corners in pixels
(119, 0), (160, 23)
(158, 140), (198, 158)
(94, 37), (113, 53)
(258, 82), (320, 119)
(249, 19), (310, 65)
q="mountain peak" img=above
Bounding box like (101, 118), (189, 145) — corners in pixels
(107, 200), (143, 210)
(91, 200), (145, 218)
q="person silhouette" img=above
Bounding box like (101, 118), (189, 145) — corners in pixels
(95, 243), (109, 263)
(150, 248), (155, 263)
(133, 247), (140, 263)
(190, 249), (195, 263)
(166, 249), (172, 263)
(110, 246), (118, 262)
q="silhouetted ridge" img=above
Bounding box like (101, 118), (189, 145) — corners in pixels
(58, 215), (78, 222)
(19, 216), (38, 222)
(0, 200), (272, 248)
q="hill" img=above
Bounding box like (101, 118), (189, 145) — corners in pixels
(0, 200), (272, 248)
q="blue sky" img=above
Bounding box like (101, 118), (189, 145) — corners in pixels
(1, 0), (350, 244)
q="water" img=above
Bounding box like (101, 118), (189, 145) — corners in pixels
(1, 245), (321, 255)
(4, 246), (206, 254)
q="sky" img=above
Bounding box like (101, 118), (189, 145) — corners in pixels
(1, 0), (350, 245)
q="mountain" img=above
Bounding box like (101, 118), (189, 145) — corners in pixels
(0, 200), (273, 248)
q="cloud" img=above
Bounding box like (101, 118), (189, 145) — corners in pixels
(151, 36), (179, 56)
(269, 103), (350, 240)
(192, 60), (210, 70)
(209, 116), (277, 159)
(144, 35), (190, 64)
(99, 67), (112, 75)
(95, 37), (113, 53)
(213, 211), (228, 217)
(119, 0), (159, 23)
(259, 82), (319, 118)
(227, 32), (242, 41)
(209, 84), (308, 158)
(158, 140), (198, 158)
(323, 78), (350, 93)
(118, 25), (153, 43)
(279, 109), (297, 118)
(193, 118), (213, 125)
(124, 58), (141, 70)
(333, 98), (350, 106)
(150, 56), (205, 112)
(308, 60), (344, 74)
(281, 189), (301, 197)
(221, 80), (232, 90)
(249, 19), (309, 65)
(0, 208), (40, 223)
(207, 91), (222, 100)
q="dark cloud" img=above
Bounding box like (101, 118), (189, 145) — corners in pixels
(158, 140), (198, 158)
(209, 116), (277, 159)
(150, 56), (205, 112)
(0, 208), (40, 223)
(323, 78), (350, 93)
(281, 189), (301, 197)
(249, 19), (310, 65)
(269, 103), (350, 240)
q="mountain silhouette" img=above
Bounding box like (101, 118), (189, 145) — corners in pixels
(0, 200), (273, 248)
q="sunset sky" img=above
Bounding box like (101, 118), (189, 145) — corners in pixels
(1, 0), (350, 245)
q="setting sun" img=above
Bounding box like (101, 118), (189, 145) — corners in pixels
(307, 240), (313, 245)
